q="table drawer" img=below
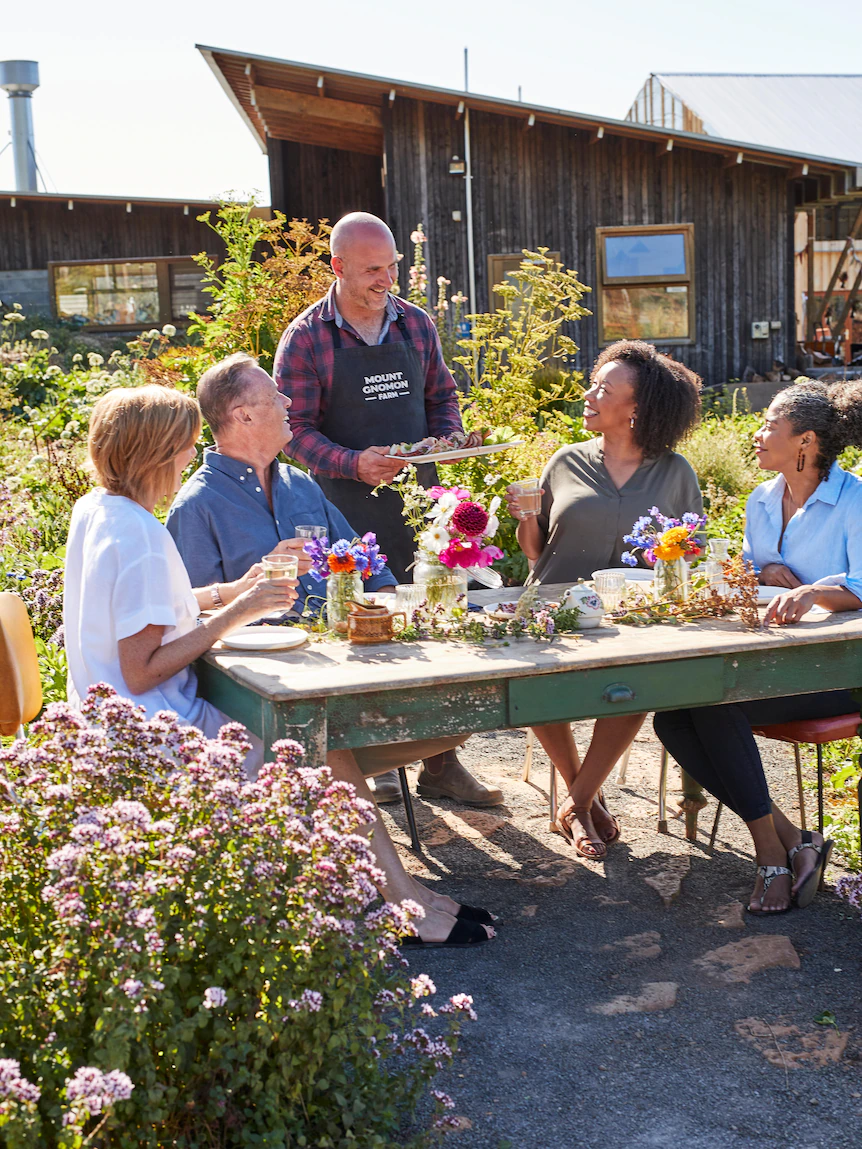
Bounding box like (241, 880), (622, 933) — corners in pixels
(508, 656), (725, 725)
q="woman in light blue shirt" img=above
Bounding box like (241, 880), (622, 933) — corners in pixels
(655, 381), (862, 916)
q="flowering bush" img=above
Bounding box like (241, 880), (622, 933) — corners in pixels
(621, 507), (705, 566)
(0, 686), (475, 1146)
(304, 531), (388, 581)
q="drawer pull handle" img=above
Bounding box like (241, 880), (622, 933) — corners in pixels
(603, 683), (636, 704)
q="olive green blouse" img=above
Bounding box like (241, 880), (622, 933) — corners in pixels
(526, 438), (703, 586)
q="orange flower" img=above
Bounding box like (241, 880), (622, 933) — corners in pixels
(653, 542), (686, 561)
(327, 553), (356, 574)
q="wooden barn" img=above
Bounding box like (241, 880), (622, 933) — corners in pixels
(200, 46), (862, 385)
(0, 192), (267, 330)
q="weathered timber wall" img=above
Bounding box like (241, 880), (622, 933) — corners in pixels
(269, 138), (384, 225)
(0, 199), (223, 271)
(384, 99), (795, 384)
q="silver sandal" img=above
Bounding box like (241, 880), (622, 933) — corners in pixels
(788, 831), (833, 909)
(747, 864), (793, 916)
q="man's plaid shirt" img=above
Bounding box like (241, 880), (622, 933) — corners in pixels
(272, 283), (463, 481)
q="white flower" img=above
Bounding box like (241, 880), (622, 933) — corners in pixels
(44, 365), (61, 377)
(72, 353), (83, 363)
(436, 492), (460, 515)
(203, 986), (227, 1009)
(488, 495), (501, 516)
(161, 323), (176, 338)
(486, 515), (499, 537)
(87, 353), (104, 367)
(419, 526), (449, 555)
(3, 312), (24, 323)
(30, 329), (49, 340)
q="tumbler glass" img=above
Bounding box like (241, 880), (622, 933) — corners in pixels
(509, 478), (542, 517)
(261, 554), (298, 580)
(592, 568), (627, 611)
(294, 525), (328, 540)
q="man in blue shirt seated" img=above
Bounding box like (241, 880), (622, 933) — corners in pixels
(167, 352), (501, 809)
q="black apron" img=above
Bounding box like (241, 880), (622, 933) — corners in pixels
(314, 313), (436, 582)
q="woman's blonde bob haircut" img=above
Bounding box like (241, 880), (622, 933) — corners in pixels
(88, 385), (202, 507)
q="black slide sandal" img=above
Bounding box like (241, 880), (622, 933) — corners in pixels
(456, 903), (498, 926)
(401, 918), (491, 948)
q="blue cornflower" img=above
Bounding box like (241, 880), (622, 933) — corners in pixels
(620, 552), (638, 567)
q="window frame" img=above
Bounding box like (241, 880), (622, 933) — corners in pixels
(48, 254), (213, 331)
(595, 223), (695, 345)
(487, 251), (561, 314)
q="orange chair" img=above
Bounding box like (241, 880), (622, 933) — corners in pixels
(0, 592), (43, 739)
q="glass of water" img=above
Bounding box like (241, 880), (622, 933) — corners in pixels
(294, 525), (328, 540)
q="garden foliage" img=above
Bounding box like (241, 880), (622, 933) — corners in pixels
(0, 687), (473, 1147)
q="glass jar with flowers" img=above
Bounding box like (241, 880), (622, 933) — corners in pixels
(621, 507), (705, 605)
(302, 533), (388, 632)
(394, 471), (504, 618)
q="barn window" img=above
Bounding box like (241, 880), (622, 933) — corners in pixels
(487, 251), (561, 314)
(49, 256), (209, 329)
(595, 224), (694, 344)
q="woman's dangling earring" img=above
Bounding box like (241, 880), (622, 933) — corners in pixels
(630, 414), (636, 429)
(797, 449), (806, 472)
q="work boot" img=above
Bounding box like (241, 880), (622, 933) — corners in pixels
(416, 750), (503, 807)
(368, 768), (402, 805)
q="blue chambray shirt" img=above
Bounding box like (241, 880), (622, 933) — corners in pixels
(165, 449), (395, 613)
(742, 462), (862, 604)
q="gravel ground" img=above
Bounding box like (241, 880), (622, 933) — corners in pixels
(379, 722), (862, 1149)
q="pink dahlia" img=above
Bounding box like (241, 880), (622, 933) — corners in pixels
(451, 500), (489, 537)
(439, 539), (483, 568)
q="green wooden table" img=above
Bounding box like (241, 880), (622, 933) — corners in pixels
(197, 587), (862, 797)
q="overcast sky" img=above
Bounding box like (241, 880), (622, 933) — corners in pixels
(0, 0), (849, 202)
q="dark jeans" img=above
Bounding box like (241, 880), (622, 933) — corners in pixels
(652, 691), (858, 824)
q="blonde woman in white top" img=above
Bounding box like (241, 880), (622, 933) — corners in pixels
(64, 385), (298, 775)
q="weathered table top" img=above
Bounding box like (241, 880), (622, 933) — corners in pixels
(201, 583), (862, 704)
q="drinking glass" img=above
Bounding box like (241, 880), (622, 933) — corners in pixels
(592, 569), (627, 611)
(510, 478), (542, 517)
(261, 554), (298, 580)
(295, 525), (328, 540)
(394, 583), (425, 616)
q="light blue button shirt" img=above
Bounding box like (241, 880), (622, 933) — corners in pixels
(165, 449), (395, 614)
(742, 462), (862, 603)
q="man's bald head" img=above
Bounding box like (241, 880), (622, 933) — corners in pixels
(330, 212), (395, 257)
(330, 212), (401, 315)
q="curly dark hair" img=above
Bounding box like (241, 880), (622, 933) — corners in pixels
(771, 378), (862, 481)
(591, 340), (701, 455)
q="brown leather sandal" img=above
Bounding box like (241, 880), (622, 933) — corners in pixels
(569, 808), (607, 860)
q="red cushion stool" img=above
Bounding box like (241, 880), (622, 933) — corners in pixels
(708, 711), (861, 848)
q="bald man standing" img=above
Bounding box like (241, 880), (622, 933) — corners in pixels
(273, 211), (499, 809)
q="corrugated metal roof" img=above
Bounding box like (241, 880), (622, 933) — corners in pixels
(653, 74), (862, 165)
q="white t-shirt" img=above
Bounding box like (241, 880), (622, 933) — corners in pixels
(64, 488), (217, 728)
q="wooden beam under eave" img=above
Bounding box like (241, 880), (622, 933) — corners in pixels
(657, 139), (673, 157)
(255, 86), (383, 130)
(589, 126), (604, 144)
(724, 150), (744, 168)
(787, 162), (809, 179)
(261, 114), (382, 155)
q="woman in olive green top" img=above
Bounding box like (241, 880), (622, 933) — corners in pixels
(506, 340), (703, 858)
